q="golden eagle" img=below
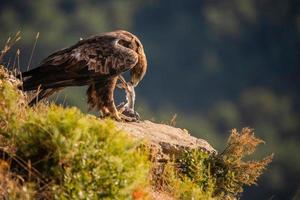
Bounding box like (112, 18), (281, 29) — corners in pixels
(21, 30), (147, 121)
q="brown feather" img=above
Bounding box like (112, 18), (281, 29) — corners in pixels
(21, 30), (147, 117)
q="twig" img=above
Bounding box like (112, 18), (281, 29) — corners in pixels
(54, 91), (61, 104)
(0, 31), (21, 63)
(0, 148), (47, 184)
(62, 94), (68, 106)
(36, 85), (42, 105)
(170, 113), (177, 126)
(6, 57), (11, 69)
(27, 32), (39, 71)
(12, 50), (18, 73)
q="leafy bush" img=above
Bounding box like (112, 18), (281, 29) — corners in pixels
(0, 66), (150, 199)
(155, 128), (273, 200)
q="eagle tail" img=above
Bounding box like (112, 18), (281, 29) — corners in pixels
(19, 64), (59, 90)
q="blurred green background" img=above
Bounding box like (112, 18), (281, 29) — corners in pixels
(1, 0), (299, 199)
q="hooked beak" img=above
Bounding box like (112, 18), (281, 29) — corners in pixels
(130, 74), (140, 87)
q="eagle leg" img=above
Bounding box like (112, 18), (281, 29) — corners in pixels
(100, 105), (121, 121)
(110, 112), (123, 122)
(102, 108), (138, 122)
(101, 102), (137, 122)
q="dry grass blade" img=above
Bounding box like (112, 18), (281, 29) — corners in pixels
(27, 32), (40, 71)
(169, 113), (177, 126)
(0, 148), (47, 185)
(221, 128), (264, 159)
(0, 31), (21, 63)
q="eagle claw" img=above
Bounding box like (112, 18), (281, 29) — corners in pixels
(122, 107), (140, 121)
(120, 113), (139, 122)
(117, 102), (140, 122)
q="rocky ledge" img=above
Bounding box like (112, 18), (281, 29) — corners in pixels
(116, 120), (217, 161)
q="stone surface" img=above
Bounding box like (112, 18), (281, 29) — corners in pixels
(116, 120), (217, 161)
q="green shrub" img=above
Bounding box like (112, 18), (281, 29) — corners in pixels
(155, 128), (273, 200)
(0, 66), (150, 199)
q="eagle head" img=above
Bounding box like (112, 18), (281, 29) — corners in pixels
(129, 36), (147, 87)
(130, 52), (147, 87)
(114, 30), (147, 87)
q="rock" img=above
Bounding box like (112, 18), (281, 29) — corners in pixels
(115, 120), (217, 162)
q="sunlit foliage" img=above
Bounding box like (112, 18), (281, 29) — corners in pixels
(153, 128), (272, 200)
(0, 66), (150, 199)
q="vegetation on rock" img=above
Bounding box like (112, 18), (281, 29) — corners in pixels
(0, 66), (150, 199)
(1, 2), (298, 198)
(0, 65), (272, 199)
(153, 128), (273, 200)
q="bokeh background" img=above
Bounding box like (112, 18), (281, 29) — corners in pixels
(1, 0), (299, 199)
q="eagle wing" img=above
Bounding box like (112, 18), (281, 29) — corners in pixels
(22, 35), (139, 90)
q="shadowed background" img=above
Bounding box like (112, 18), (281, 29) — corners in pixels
(1, 0), (299, 199)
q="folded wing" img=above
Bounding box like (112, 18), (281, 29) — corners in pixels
(22, 35), (139, 91)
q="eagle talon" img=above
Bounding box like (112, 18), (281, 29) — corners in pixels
(117, 102), (140, 121)
(102, 110), (122, 121)
(120, 113), (138, 122)
(105, 110), (138, 122)
(122, 107), (140, 120)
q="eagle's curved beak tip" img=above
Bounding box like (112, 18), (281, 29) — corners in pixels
(130, 76), (140, 87)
